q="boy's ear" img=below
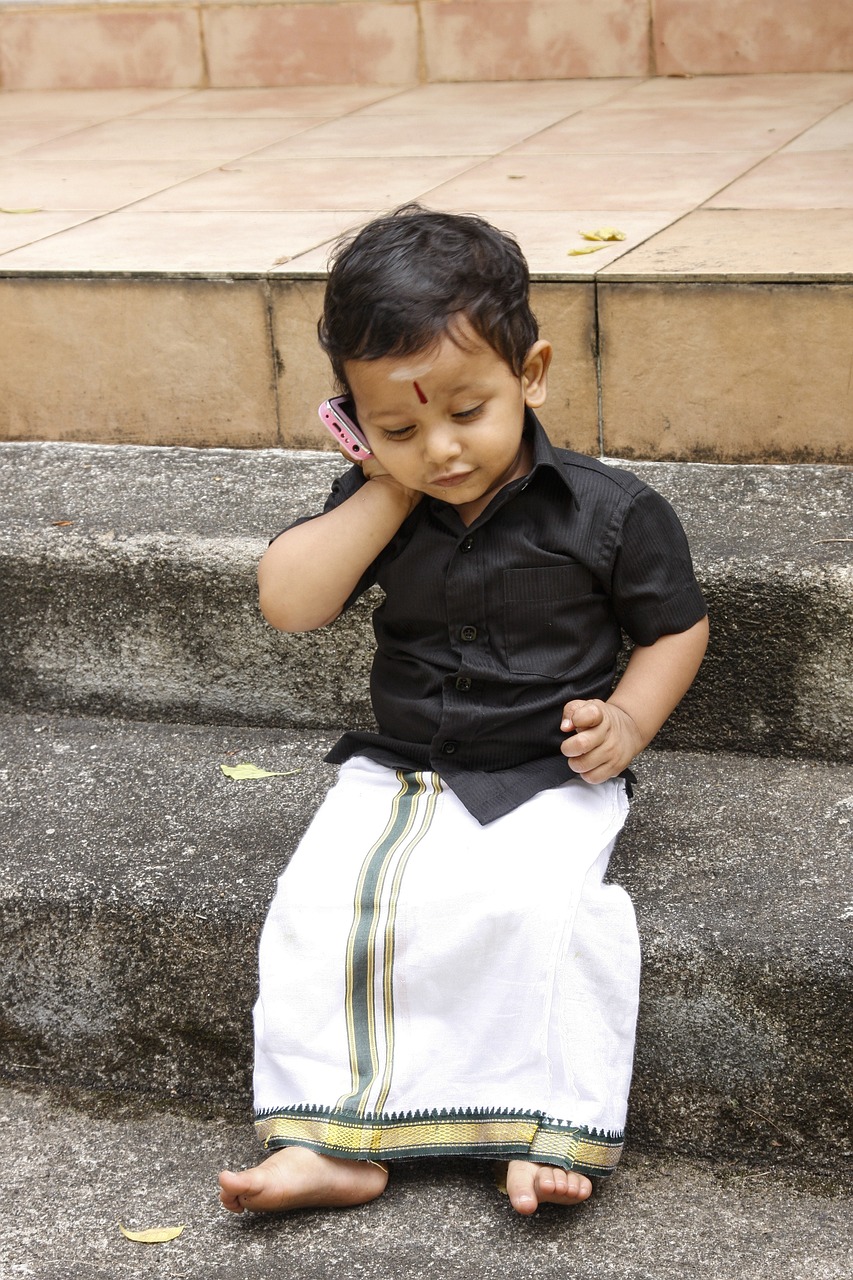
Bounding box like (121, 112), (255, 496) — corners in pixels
(521, 340), (552, 408)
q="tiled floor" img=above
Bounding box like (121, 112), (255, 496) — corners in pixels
(1, 73), (852, 278)
(1, 75), (852, 461)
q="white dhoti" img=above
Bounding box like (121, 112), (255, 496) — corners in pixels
(253, 757), (639, 1178)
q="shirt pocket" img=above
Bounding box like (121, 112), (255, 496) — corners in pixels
(500, 563), (599, 678)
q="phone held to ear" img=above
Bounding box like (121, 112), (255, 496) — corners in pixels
(318, 396), (374, 461)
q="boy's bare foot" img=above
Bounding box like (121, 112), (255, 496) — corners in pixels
(218, 1146), (389, 1214)
(503, 1160), (593, 1215)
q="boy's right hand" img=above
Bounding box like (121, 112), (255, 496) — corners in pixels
(351, 450), (423, 513)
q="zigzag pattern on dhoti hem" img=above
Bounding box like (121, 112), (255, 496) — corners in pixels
(254, 1103), (625, 1177)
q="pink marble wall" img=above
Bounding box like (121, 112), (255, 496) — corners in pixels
(421, 0), (651, 81)
(0, 9), (204, 91)
(653, 0), (853, 75)
(202, 3), (419, 87)
(0, 0), (850, 91)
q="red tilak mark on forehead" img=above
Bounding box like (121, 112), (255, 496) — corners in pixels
(413, 380), (428, 404)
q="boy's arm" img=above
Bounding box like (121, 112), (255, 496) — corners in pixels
(258, 467), (421, 632)
(560, 616), (709, 783)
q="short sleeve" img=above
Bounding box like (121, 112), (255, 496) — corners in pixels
(610, 486), (707, 645)
(320, 465), (370, 515)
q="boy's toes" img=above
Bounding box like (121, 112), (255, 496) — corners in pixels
(541, 1170), (592, 1205)
(505, 1161), (593, 1214)
(218, 1169), (253, 1214)
(505, 1161), (540, 1215)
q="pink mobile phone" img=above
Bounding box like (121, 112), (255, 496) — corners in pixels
(318, 396), (373, 461)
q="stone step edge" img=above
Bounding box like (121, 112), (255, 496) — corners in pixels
(1, 444), (851, 762)
(1, 711), (849, 1171)
(4, 1080), (851, 1280)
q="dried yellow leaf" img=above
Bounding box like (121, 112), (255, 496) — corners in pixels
(220, 762), (299, 781)
(118, 1223), (185, 1244)
(0, 207), (42, 215)
(568, 244), (608, 256)
(579, 227), (626, 242)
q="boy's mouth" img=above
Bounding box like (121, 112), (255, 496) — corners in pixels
(432, 470), (473, 488)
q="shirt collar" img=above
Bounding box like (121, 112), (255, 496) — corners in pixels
(525, 409), (580, 507)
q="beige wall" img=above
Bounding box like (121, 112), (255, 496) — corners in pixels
(3, 272), (850, 462)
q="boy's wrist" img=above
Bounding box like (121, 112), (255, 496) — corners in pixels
(606, 702), (647, 764)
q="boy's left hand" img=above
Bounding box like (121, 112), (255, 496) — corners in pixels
(560, 699), (644, 784)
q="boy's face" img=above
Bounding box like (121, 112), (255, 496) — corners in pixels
(344, 322), (551, 519)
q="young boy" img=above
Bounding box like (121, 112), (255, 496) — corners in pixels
(219, 205), (708, 1218)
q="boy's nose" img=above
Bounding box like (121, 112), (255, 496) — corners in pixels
(423, 425), (462, 464)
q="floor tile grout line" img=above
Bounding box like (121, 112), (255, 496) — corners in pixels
(776, 94), (853, 153)
(755, 95), (853, 159)
(0, 209), (114, 261)
(691, 145), (798, 212)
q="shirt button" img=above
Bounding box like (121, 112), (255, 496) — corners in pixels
(460, 536), (474, 552)
(442, 741), (459, 755)
(455, 677), (472, 691)
(460, 625), (478, 642)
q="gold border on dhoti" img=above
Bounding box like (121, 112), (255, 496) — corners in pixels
(254, 1110), (623, 1176)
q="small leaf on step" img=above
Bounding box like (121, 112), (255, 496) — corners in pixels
(118, 1223), (185, 1243)
(220, 762), (300, 781)
(568, 244), (608, 255)
(579, 227), (626, 241)
(0, 207), (42, 214)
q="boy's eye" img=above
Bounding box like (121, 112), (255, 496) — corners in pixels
(382, 425), (416, 441)
(453, 404), (484, 421)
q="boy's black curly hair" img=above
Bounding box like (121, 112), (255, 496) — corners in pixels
(318, 205), (538, 391)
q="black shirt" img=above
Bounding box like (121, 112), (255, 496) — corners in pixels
(292, 412), (707, 824)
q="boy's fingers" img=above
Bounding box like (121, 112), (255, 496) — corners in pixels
(564, 740), (618, 779)
(561, 699), (584, 729)
(561, 699), (605, 733)
(561, 724), (607, 761)
(560, 701), (601, 732)
(568, 757), (607, 778)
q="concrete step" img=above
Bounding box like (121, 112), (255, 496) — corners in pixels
(1, 711), (850, 1173)
(1, 441), (851, 763)
(2, 1082), (851, 1280)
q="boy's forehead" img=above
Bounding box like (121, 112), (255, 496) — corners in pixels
(387, 358), (435, 382)
(346, 326), (499, 389)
